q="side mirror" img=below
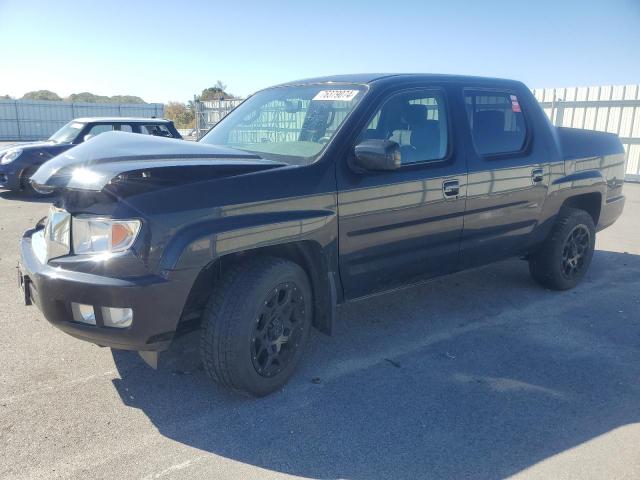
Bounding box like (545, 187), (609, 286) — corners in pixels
(83, 134), (94, 143)
(352, 139), (401, 172)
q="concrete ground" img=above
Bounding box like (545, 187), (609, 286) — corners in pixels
(0, 185), (639, 480)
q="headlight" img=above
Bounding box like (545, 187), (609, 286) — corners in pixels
(0, 148), (22, 164)
(72, 217), (141, 255)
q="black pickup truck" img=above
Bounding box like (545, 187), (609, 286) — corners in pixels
(20, 74), (626, 396)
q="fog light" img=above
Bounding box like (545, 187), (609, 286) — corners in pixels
(102, 307), (133, 328)
(71, 303), (96, 325)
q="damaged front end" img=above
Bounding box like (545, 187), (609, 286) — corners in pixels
(30, 130), (286, 196)
(20, 131), (288, 366)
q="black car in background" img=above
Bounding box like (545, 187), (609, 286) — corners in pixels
(0, 117), (181, 195)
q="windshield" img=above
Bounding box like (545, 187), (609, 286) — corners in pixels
(48, 121), (85, 144)
(200, 84), (366, 165)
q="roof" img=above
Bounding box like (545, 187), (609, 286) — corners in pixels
(274, 73), (524, 88)
(72, 117), (171, 123)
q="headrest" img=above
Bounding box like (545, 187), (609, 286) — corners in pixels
(401, 104), (428, 126)
(410, 120), (441, 150)
(474, 109), (505, 134)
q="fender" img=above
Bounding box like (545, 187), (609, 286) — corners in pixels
(161, 206), (340, 335)
(161, 207), (338, 271)
(531, 161), (608, 245)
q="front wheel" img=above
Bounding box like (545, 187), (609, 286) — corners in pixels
(200, 257), (312, 397)
(528, 208), (596, 290)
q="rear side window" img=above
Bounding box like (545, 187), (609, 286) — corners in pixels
(360, 90), (448, 164)
(140, 124), (173, 137)
(465, 91), (527, 156)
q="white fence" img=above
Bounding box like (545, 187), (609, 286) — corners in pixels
(0, 100), (164, 141)
(532, 85), (640, 180)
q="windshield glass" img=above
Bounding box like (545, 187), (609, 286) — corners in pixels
(48, 122), (85, 144)
(200, 84), (366, 165)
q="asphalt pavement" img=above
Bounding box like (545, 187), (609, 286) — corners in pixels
(0, 184), (639, 480)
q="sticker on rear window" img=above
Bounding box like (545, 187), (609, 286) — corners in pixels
(313, 90), (359, 102)
(510, 95), (521, 113)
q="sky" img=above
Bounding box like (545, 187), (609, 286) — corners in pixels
(0, 0), (639, 104)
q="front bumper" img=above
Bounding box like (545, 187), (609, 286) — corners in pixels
(0, 164), (23, 190)
(19, 227), (198, 351)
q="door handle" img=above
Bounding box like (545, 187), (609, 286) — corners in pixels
(531, 168), (544, 183)
(442, 180), (460, 198)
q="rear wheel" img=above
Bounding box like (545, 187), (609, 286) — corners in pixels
(200, 257), (312, 397)
(528, 208), (596, 290)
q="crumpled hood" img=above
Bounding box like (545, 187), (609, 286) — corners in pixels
(30, 131), (286, 191)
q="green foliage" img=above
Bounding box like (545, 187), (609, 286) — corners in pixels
(164, 101), (195, 128)
(109, 95), (146, 104)
(199, 81), (233, 101)
(65, 92), (111, 103)
(20, 90), (146, 104)
(0, 94), (12, 100)
(66, 92), (145, 103)
(21, 90), (62, 101)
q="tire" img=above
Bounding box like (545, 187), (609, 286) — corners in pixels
(528, 208), (596, 290)
(200, 256), (312, 397)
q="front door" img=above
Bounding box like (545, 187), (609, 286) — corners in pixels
(337, 86), (467, 299)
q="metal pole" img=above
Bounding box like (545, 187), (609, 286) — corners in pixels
(604, 85), (614, 132)
(194, 95), (200, 140)
(625, 86), (638, 175)
(616, 85), (627, 137)
(556, 100), (565, 127)
(13, 100), (22, 140)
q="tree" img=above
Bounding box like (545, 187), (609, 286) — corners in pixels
(200, 80), (231, 101)
(109, 95), (146, 104)
(19, 90), (148, 103)
(64, 92), (147, 103)
(65, 92), (110, 103)
(0, 94), (12, 100)
(164, 101), (195, 128)
(21, 90), (61, 101)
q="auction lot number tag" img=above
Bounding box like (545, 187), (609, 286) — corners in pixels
(313, 90), (359, 101)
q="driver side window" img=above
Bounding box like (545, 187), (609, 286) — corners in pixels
(360, 90), (448, 164)
(81, 124), (114, 143)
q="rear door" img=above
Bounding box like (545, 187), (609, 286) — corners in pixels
(460, 88), (549, 268)
(337, 86), (467, 299)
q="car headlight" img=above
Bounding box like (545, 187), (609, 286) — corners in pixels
(72, 217), (141, 255)
(0, 148), (22, 164)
